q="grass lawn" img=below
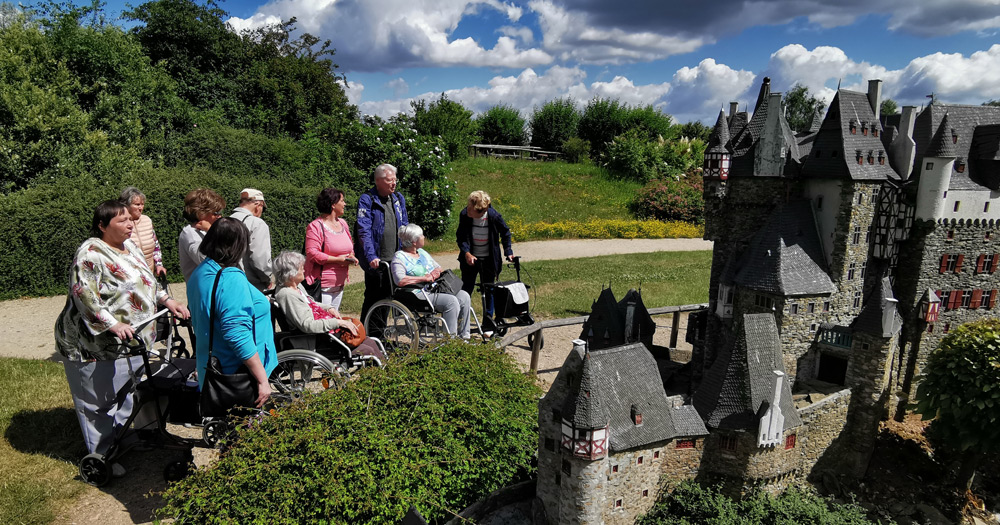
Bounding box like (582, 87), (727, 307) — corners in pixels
(422, 157), (642, 251)
(338, 250), (711, 320)
(0, 358), (85, 525)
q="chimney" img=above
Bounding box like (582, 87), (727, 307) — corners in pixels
(572, 339), (587, 354)
(757, 370), (786, 447)
(889, 106), (918, 179)
(882, 297), (899, 337)
(868, 79), (883, 123)
(729, 101), (739, 119)
(900, 106), (917, 140)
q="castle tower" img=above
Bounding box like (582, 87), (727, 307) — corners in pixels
(914, 114), (957, 221)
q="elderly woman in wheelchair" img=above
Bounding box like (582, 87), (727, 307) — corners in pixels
(390, 224), (471, 340)
(272, 251), (387, 368)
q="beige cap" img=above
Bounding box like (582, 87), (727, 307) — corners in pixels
(240, 188), (265, 202)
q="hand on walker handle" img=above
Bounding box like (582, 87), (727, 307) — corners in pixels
(465, 252), (477, 265)
(369, 258), (381, 270)
(110, 322), (134, 341)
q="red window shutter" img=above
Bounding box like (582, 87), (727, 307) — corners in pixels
(992, 290), (998, 309)
(992, 254), (999, 274)
(950, 291), (962, 310)
(971, 290), (983, 309)
(955, 254), (965, 273)
(977, 255), (985, 274)
(940, 255), (949, 273)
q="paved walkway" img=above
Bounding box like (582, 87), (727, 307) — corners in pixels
(0, 238), (712, 361)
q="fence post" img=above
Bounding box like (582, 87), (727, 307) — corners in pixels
(529, 328), (543, 374)
(670, 311), (681, 348)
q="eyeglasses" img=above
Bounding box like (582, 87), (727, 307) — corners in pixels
(212, 211), (223, 217)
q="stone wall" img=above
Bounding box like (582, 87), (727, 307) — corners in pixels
(602, 439), (704, 525)
(797, 388), (852, 476)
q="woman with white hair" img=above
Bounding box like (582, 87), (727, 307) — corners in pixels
(391, 224), (471, 340)
(272, 251), (357, 335)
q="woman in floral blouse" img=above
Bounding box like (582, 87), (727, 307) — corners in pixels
(55, 200), (189, 473)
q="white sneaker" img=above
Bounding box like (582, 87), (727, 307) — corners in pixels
(111, 463), (126, 478)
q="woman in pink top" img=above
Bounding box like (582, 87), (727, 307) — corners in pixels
(304, 188), (358, 310)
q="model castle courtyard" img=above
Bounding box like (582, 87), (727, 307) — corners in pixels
(534, 78), (1000, 524)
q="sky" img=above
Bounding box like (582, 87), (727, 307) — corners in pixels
(113, 0), (1000, 124)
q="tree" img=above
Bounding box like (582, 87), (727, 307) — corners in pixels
(915, 318), (1000, 489)
(578, 97), (630, 159)
(783, 84), (825, 132)
(984, 100), (1000, 107)
(529, 98), (579, 152)
(880, 98), (899, 116)
(411, 94), (476, 160)
(476, 104), (526, 146)
(676, 121), (711, 142)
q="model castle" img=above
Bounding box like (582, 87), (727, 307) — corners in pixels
(535, 78), (1000, 524)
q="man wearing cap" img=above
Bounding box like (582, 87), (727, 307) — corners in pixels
(355, 163), (408, 321)
(231, 188), (273, 291)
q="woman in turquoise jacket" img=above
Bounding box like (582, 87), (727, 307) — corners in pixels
(187, 217), (276, 408)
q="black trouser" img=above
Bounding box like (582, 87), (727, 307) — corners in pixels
(360, 268), (390, 324)
(461, 256), (498, 318)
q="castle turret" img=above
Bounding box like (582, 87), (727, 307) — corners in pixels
(915, 114), (957, 221)
(703, 110), (732, 181)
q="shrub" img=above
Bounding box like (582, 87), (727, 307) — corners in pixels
(632, 175), (705, 224)
(158, 342), (541, 524)
(637, 481), (876, 525)
(476, 104), (526, 146)
(530, 98), (580, 152)
(412, 94), (476, 160)
(341, 116), (456, 238)
(604, 131), (706, 184)
(507, 218), (703, 240)
(578, 98), (630, 160)
(561, 137), (590, 164)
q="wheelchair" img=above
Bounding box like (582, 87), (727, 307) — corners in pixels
(362, 262), (454, 353)
(266, 290), (387, 395)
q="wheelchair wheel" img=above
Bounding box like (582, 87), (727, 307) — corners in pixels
(79, 453), (111, 487)
(202, 420), (230, 448)
(271, 350), (339, 395)
(364, 299), (419, 354)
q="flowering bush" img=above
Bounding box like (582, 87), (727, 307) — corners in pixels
(603, 130), (706, 184)
(341, 116), (457, 238)
(631, 175), (705, 224)
(508, 218), (703, 240)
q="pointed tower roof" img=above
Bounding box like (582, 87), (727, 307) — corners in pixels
(851, 277), (903, 337)
(707, 110), (732, 154)
(562, 351), (608, 429)
(753, 77), (771, 114)
(926, 113), (957, 158)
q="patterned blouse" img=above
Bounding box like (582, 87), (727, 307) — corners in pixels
(55, 237), (168, 361)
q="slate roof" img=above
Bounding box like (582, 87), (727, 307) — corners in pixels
(707, 110), (732, 154)
(618, 288), (656, 343)
(925, 114), (957, 158)
(851, 277), (903, 337)
(800, 90), (896, 181)
(580, 287), (625, 348)
(559, 343), (708, 451)
(912, 103), (1000, 191)
(693, 314), (802, 431)
(731, 200), (836, 296)
(728, 79), (773, 175)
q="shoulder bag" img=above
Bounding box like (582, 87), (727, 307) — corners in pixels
(199, 269), (259, 417)
(434, 269), (464, 296)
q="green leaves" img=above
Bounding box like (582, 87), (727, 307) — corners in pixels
(159, 342), (541, 524)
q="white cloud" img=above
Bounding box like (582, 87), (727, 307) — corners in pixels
(665, 59), (757, 123)
(498, 25), (535, 45)
(339, 80), (365, 106)
(385, 78), (410, 98)
(227, 0), (551, 72)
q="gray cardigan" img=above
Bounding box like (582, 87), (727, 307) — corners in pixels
(274, 284), (343, 333)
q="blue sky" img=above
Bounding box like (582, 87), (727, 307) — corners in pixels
(114, 0), (1000, 123)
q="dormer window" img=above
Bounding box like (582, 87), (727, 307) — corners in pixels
(878, 151), (885, 165)
(873, 127), (879, 137)
(952, 129), (958, 144)
(956, 158), (966, 173)
(861, 121), (868, 136)
(856, 150), (863, 165)
(867, 150), (875, 164)
(849, 120), (857, 134)
(631, 405), (643, 426)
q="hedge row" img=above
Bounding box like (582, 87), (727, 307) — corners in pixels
(507, 218), (704, 240)
(0, 167), (348, 300)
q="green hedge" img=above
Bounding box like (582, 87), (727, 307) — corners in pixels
(159, 342), (541, 524)
(0, 167), (360, 299)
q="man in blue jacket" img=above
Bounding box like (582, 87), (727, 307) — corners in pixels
(355, 163), (409, 321)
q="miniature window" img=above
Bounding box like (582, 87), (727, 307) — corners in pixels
(555, 474), (561, 486)
(816, 196), (824, 210)
(983, 290), (995, 309)
(984, 254), (996, 274)
(871, 189), (880, 203)
(987, 232), (993, 240)
(944, 323), (951, 333)
(790, 303), (799, 314)
(862, 122), (869, 136)
(873, 128), (879, 138)
(985, 202), (991, 213)
(944, 191), (948, 198)
(612, 464), (619, 473)
(952, 129), (958, 144)
(926, 162), (934, 170)
(963, 290), (973, 308)
(642, 489), (649, 498)
(867, 151), (874, 164)
(545, 438), (555, 452)
(957, 159), (967, 173)
(927, 324), (934, 333)
(861, 343), (870, 351)
(861, 262), (867, 279)
(852, 226), (862, 244)
(810, 323), (818, 332)
(866, 225), (872, 243)
(853, 291), (862, 308)
(849, 122), (857, 134)
(955, 201), (961, 212)
(754, 294), (773, 309)
(946, 230), (955, 240)
(856, 150), (863, 165)
(938, 290), (950, 310)
(615, 499), (623, 509)
(878, 151), (885, 164)
(823, 301), (830, 312)
(857, 193), (864, 205)
(807, 302), (816, 313)
(848, 262), (856, 280)
(720, 434), (738, 451)
(785, 434), (797, 449)
(637, 456), (644, 465)
(653, 451), (660, 459)
(552, 409), (561, 422)
(562, 460), (571, 475)
(676, 439), (695, 449)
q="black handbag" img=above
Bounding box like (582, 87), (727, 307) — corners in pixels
(199, 269), (259, 417)
(434, 269), (464, 296)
